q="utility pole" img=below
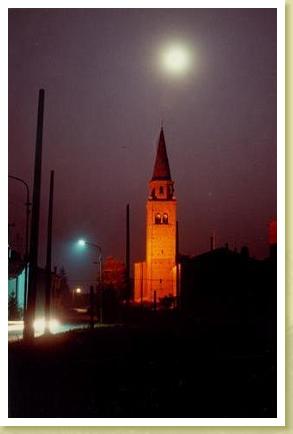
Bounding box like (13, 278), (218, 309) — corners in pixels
(24, 89), (45, 340)
(126, 203), (130, 301)
(9, 176), (31, 326)
(89, 285), (95, 329)
(45, 170), (54, 334)
(210, 232), (216, 251)
(176, 220), (180, 309)
(8, 176), (31, 271)
(8, 223), (15, 245)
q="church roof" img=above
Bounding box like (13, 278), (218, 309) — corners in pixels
(152, 128), (171, 180)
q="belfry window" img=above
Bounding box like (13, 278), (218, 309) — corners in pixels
(159, 186), (164, 195)
(163, 213), (168, 224)
(155, 213), (161, 224)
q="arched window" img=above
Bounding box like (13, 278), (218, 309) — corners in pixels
(163, 213), (168, 224)
(159, 186), (164, 195)
(155, 213), (161, 224)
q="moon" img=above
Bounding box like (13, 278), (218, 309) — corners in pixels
(161, 43), (192, 76)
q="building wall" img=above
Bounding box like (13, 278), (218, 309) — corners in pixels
(8, 268), (26, 319)
(134, 261), (147, 302)
(102, 256), (126, 289)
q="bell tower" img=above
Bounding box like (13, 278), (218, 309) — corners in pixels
(134, 128), (177, 303)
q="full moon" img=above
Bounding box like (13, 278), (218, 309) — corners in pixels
(162, 43), (191, 75)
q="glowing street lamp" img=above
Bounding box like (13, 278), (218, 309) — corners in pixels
(77, 239), (102, 274)
(72, 286), (82, 307)
(76, 238), (103, 321)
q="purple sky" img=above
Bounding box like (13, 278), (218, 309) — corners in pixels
(8, 8), (276, 286)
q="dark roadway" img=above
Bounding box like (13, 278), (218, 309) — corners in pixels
(8, 311), (276, 418)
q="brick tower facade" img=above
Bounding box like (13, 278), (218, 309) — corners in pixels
(134, 128), (177, 303)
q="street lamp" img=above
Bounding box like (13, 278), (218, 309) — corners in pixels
(77, 239), (102, 279)
(77, 239), (102, 321)
(72, 287), (82, 307)
(8, 175), (31, 317)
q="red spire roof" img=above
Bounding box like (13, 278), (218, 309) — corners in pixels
(152, 128), (171, 180)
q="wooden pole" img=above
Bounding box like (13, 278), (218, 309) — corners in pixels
(126, 204), (130, 300)
(44, 170), (54, 334)
(24, 89), (45, 340)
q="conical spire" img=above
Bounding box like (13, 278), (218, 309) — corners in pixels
(152, 128), (171, 180)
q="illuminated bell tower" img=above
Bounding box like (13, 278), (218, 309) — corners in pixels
(145, 128), (177, 301)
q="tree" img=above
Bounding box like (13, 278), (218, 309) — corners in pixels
(8, 292), (22, 320)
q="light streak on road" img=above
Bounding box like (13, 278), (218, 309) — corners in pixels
(8, 320), (89, 342)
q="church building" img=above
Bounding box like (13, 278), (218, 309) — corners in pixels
(134, 128), (178, 303)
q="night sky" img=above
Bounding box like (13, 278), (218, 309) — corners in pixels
(8, 8), (277, 287)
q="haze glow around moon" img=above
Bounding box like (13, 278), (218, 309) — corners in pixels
(161, 43), (192, 76)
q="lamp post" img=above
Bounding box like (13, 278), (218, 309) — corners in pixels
(77, 239), (102, 322)
(8, 175), (31, 316)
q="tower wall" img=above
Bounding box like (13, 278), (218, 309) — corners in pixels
(133, 128), (177, 304)
(145, 197), (177, 301)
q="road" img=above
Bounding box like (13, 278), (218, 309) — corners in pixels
(8, 320), (91, 342)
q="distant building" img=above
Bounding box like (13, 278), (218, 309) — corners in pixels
(179, 242), (277, 325)
(134, 128), (178, 303)
(102, 256), (126, 293)
(8, 250), (26, 319)
(8, 249), (68, 320)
